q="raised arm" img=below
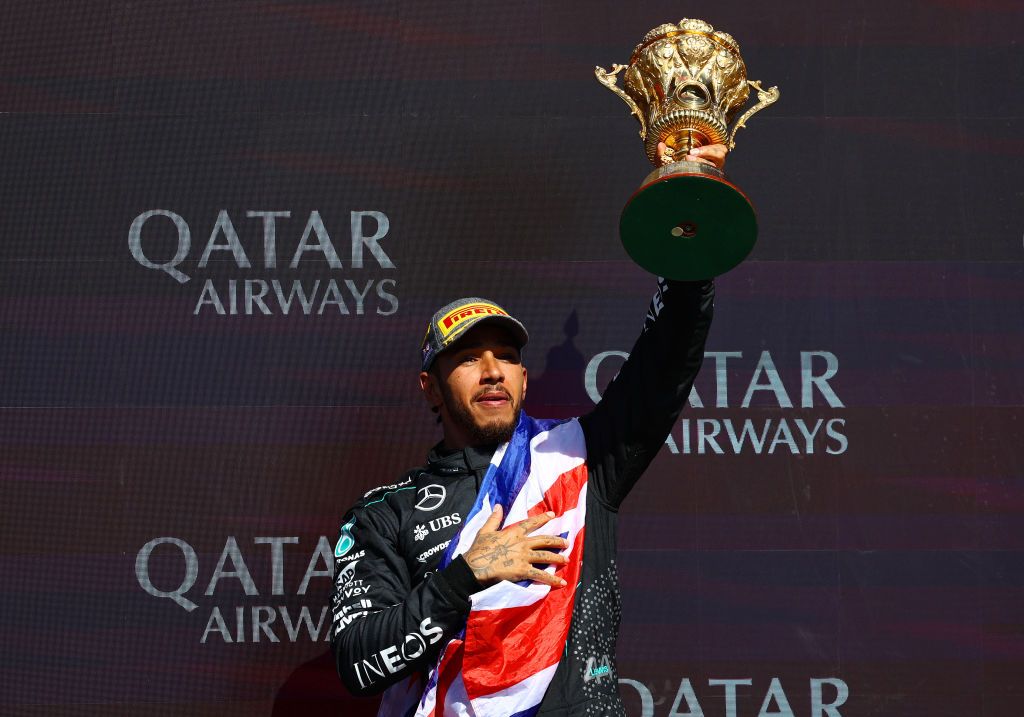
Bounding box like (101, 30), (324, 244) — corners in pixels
(579, 141), (724, 509)
(580, 277), (714, 509)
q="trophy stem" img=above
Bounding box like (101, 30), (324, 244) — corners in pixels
(642, 159), (724, 185)
(646, 110), (727, 166)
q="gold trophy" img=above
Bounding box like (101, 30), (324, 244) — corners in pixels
(597, 18), (779, 280)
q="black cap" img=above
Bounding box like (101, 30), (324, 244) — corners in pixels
(420, 297), (529, 371)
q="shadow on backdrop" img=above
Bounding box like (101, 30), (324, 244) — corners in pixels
(272, 650), (380, 716)
(525, 310), (591, 419)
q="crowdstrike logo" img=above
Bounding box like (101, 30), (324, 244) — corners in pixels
(416, 540), (451, 563)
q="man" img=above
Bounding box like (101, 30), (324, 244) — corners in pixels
(330, 143), (725, 716)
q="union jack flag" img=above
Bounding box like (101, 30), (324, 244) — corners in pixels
(380, 414), (588, 717)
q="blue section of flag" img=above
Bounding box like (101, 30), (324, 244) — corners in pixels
(438, 413), (567, 570)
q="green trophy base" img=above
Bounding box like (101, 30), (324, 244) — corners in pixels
(619, 161), (757, 281)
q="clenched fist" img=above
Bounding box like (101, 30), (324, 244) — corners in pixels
(464, 506), (568, 589)
(658, 141), (728, 170)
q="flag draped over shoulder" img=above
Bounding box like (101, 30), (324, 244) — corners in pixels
(379, 413), (589, 717)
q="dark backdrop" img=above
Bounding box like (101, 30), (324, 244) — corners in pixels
(2, 1), (1022, 715)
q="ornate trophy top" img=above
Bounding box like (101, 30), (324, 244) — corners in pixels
(632, 19), (741, 60)
(596, 18), (779, 166)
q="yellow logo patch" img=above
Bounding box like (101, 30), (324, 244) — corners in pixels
(438, 303), (508, 340)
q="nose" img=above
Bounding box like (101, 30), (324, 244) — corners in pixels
(479, 352), (504, 383)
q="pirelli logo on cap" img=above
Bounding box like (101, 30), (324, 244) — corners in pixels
(438, 302), (507, 340)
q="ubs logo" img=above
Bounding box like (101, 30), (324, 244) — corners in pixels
(414, 513), (462, 541)
(415, 484), (446, 512)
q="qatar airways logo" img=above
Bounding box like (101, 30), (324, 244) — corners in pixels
(134, 535), (336, 644)
(618, 676), (848, 716)
(586, 350), (848, 455)
(128, 209), (398, 316)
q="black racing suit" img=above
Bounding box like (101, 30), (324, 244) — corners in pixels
(330, 279), (714, 716)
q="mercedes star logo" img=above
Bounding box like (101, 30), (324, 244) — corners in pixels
(415, 484), (446, 512)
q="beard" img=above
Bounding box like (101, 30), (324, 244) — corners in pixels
(440, 384), (521, 446)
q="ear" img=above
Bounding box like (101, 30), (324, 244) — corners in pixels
(521, 365), (527, 401)
(419, 370), (442, 410)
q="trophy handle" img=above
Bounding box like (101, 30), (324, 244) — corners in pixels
(727, 80), (780, 150)
(595, 64), (647, 140)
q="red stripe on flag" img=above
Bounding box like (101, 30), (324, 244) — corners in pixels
(526, 462), (588, 518)
(460, 526), (586, 698)
(433, 637), (464, 715)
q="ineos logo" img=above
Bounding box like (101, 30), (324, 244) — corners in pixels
(351, 617), (445, 689)
(415, 484), (446, 512)
(401, 631), (427, 661)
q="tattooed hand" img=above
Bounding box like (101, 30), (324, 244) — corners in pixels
(463, 506), (569, 589)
